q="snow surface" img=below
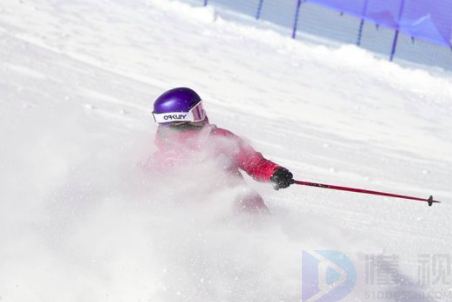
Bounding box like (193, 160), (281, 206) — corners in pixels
(0, 0), (451, 301)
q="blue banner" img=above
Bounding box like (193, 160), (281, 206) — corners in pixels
(305, 0), (452, 46)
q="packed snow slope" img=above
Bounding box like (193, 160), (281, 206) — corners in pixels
(1, 0), (451, 301)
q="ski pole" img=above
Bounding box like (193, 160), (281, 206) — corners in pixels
(293, 180), (441, 207)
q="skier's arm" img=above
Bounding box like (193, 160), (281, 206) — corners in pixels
(235, 137), (280, 182)
(213, 128), (294, 188)
(235, 135), (294, 189)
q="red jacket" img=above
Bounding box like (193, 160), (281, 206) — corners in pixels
(150, 124), (279, 182)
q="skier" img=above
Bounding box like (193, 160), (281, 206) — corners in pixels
(148, 87), (294, 212)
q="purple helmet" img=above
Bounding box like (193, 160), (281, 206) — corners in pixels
(152, 87), (206, 124)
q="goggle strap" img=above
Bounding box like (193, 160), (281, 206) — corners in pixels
(152, 101), (205, 123)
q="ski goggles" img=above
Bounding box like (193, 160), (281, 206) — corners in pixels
(152, 101), (206, 124)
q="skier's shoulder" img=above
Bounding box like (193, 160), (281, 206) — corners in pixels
(210, 125), (241, 140)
